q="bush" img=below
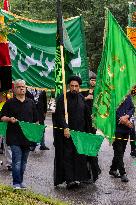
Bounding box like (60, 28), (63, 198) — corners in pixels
(0, 184), (68, 205)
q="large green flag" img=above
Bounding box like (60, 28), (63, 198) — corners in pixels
(0, 9), (89, 89)
(92, 9), (136, 143)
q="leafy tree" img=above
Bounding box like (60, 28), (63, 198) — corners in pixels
(10, 0), (129, 72)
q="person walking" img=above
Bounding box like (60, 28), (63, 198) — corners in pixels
(109, 95), (135, 182)
(54, 76), (97, 189)
(0, 79), (38, 189)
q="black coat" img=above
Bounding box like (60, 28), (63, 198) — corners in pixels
(37, 91), (47, 124)
(81, 90), (96, 134)
(53, 92), (100, 186)
(116, 95), (135, 134)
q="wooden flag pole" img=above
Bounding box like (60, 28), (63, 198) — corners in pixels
(56, 0), (68, 123)
(60, 45), (68, 123)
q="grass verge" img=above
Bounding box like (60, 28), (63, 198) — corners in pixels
(0, 184), (68, 205)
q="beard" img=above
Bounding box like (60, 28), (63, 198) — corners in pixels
(70, 90), (78, 97)
(90, 84), (95, 88)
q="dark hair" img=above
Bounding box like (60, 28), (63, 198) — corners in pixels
(90, 74), (96, 80)
(67, 76), (82, 85)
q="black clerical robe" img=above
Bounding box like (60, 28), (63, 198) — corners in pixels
(53, 92), (92, 186)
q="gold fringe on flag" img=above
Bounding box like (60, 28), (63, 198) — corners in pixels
(127, 27), (136, 48)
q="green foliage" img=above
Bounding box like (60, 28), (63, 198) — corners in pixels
(132, 95), (136, 106)
(0, 184), (68, 205)
(0, 2), (3, 8)
(0, 19), (17, 37)
(9, 0), (130, 72)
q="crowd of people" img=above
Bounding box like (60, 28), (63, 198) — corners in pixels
(0, 75), (136, 190)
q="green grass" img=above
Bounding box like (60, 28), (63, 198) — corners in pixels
(0, 184), (68, 205)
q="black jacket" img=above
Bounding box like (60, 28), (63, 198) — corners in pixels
(37, 91), (47, 123)
(116, 95), (135, 134)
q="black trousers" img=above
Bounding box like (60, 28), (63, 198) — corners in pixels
(39, 119), (45, 146)
(130, 127), (136, 152)
(110, 133), (129, 176)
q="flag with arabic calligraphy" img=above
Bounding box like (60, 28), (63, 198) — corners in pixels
(0, 9), (89, 89)
(55, 0), (75, 97)
(92, 9), (136, 143)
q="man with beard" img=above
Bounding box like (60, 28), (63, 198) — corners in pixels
(53, 76), (98, 189)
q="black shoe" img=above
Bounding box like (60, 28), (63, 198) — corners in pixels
(130, 151), (136, 157)
(109, 170), (120, 178)
(66, 182), (79, 190)
(40, 146), (50, 150)
(7, 165), (12, 171)
(121, 174), (129, 182)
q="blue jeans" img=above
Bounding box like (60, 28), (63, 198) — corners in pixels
(10, 145), (29, 185)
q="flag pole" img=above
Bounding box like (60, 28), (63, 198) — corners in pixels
(56, 0), (68, 123)
(60, 45), (68, 122)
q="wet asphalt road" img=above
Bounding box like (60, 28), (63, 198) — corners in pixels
(0, 114), (136, 205)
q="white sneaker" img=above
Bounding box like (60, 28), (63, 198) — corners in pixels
(13, 184), (21, 189)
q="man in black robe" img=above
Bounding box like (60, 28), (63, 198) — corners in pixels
(53, 76), (98, 189)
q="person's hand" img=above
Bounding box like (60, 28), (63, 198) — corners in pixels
(124, 120), (133, 128)
(85, 94), (93, 100)
(119, 115), (133, 128)
(64, 128), (70, 138)
(10, 117), (17, 123)
(119, 115), (129, 124)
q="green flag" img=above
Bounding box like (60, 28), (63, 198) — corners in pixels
(55, 0), (75, 98)
(19, 121), (46, 143)
(55, 0), (64, 98)
(62, 18), (74, 54)
(70, 130), (104, 156)
(0, 9), (89, 89)
(92, 9), (136, 143)
(0, 121), (46, 143)
(54, 24), (74, 97)
(0, 121), (7, 137)
(54, 35), (63, 98)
